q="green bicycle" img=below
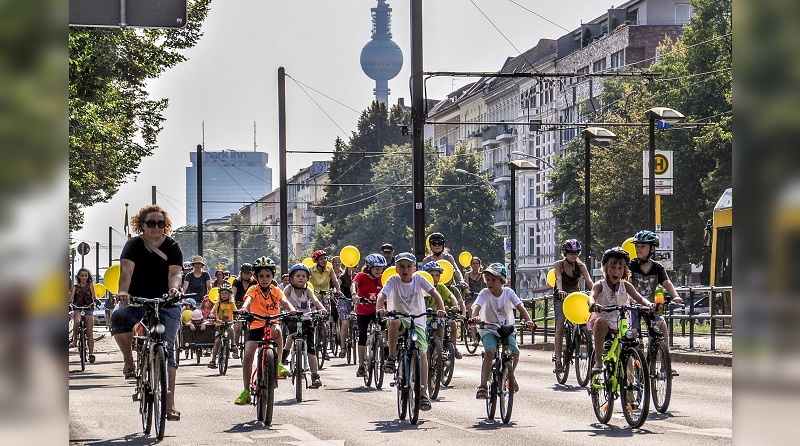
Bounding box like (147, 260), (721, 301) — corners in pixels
(589, 304), (650, 428)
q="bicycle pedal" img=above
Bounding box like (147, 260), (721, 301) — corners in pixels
(389, 381), (397, 387)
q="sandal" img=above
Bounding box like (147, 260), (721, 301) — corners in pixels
(383, 357), (396, 374)
(123, 367), (136, 380)
(553, 362), (563, 374)
(420, 395), (432, 411)
(167, 410), (181, 421)
(88, 354), (96, 364)
(475, 386), (487, 399)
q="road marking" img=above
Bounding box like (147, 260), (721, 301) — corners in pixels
(642, 419), (732, 438)
(425, 416), (489, 434)
(250, 424), (344, 445)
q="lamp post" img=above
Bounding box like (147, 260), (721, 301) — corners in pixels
(508, 160), (539, 291)
(582, 127), (617, 270)
(510, 150), (556, 169)
(645, 107), (684, 231)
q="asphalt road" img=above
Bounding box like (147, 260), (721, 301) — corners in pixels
(69, 327), (731, 445)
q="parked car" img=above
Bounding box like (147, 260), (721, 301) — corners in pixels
(671, 295), (710, 319)
(93, 297), (108, 326)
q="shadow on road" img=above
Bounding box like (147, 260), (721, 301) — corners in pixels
(549, 383), (588, 393)
(470, 419), (516, 430)
(78, 432), (166, 445)
(368, 419), (429, 432)
(225, 420), (274, 434)
(564, 423), (655, 438)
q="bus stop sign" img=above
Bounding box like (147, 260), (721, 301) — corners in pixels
(69, 0), (187, 29)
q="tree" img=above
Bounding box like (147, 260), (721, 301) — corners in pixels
(68, 0), (211, 233)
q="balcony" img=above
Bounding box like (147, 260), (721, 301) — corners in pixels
(481, 125), (499, 147)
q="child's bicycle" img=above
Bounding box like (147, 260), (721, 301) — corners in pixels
(363, 311), (386, 389)
(237, 310), (294, 425)
(425, 312), (445, 400)
(441, 310), (463, 387)
(345, 307), (359, 364)
(474, 321), (517, 424)
(212, 319), (234, 376)
(589, 304), (650, 428)
(386, 310), (436, 425)
(554, 319), (594, 387)
(285, 310), (323, 403)
(70, 304), (94, 372)
(634, 303), (682, 413)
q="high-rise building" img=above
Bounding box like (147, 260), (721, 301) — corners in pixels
(186, 150), (272, 226)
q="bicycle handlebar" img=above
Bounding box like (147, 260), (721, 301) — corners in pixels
(384, 310), (438, 320)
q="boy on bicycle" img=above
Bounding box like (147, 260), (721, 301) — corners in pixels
(281, 263), (328, 388)
(470, 263), (536, 399)
(376, 252), (446, 411)
(421, 261), (463, 359)
(208, 282), (238, 368)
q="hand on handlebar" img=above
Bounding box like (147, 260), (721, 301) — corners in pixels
(469, 316), (481, 325)
(557, 290), (568, 300)
(117, 292), (130, 307)
(589, 303), (603, 313)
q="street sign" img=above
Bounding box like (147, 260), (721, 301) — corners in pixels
(642, 186), (673, 195)
(69, 0), (188, 29)
(652, 250), (674, 271)
(77, 242), (91, 256)
(643, 150), (673, 195)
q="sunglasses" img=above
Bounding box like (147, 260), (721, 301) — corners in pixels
(431, 241), (443, 246)
(565, 250), (581, 254)
(145, 220), (166, 228)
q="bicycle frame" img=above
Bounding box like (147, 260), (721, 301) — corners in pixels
(387, 311), (433, 425)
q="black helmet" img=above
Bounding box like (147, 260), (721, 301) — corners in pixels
(561, 239), (582, 253)
(632, 230), (660, 247)
(429, 232), (445, 244)
(240, 263), (253, 273)
(601, 246), (630, 266)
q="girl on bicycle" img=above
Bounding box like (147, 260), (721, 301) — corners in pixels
(421, 261), (462, 359)
(211, 269), (227, 289)
(552, 239), (594, 374)
(208, 283), (238, 367)
(282, 263), (328, 389)
(235, 256), (297, 405)
(464, 256), (485, 348)
(470, 263), (537, 399)
(308, 249), (342, 360)
(69, 267), (97, 363)
(587, 247), (652, 374)
(332, 255), (355, 359)
(422, 232), (467, 293)
(351, 253), (386, 378)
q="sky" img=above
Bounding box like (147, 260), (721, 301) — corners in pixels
(72, 0), (605, 273)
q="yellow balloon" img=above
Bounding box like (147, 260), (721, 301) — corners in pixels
(437, 259), (454, 284)
(302, 257), (315, 268)
(181, 309), (193, 324)
(103, 264), (121, 294)
(546, 268), (556, 287)
(208, 287), (219, 303)
(227, 276), (236, 285)
(563, 292), (591, 324)
(426, 234), (431, 251)
(415, 270), (434, 286)
(306, 282), (314, 292)
(622, 237), (637, 260)
(458, 251), (472, 268)
(94, 283), (107, 298)
(340, 245), (360, 268)
(381, 266), (397, 286)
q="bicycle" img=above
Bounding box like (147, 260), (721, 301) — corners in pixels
(441, 311), (462, 387)
(71, 304), (93, 372)
(474, 321), (517, 424)
(460, 313), (480, 354)
(589, 304), (650, 428)
(554, 319), (593, 387)
(346, 309), (359, 365)
(129, 294), (181, 440)
(386, 310), (435, 425)
(363, 313), (386, 389)
(212, 319), (234, 376)
(425, 313), (444, 400)
(634, 304), (680, 413)
(238, 310), (293, 425)
(317, 290), (336, 363)
(285, 310), (323, 403)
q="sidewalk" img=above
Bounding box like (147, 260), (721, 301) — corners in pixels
(518, 331), (732, 367)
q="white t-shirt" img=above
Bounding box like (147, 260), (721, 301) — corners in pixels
(474, 287), (522, 337)
(283, 285), (315, 318)
(382, 274), (433, 330)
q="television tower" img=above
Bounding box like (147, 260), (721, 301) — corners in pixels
(359, 0), (403, 104)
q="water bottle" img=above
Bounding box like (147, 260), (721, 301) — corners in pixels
(654, 285), (665, 315)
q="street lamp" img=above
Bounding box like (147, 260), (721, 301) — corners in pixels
(510, 151), (556, 169)
(645, 107), (684, 231)
(508, 159), (539, 291)
(582, 127), (617, 271)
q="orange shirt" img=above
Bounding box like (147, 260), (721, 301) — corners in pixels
(245, 284), (283, 329)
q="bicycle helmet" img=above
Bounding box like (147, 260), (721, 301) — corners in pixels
(252, 256), (276, 274)
(365, 253), (388, 267)
(482, 263), (508, 283)
(288, 263), (311, 277)
(428, 232), (445, 244)
(561, 239), (582, 253)
(218, 282), (233, 293)
(394, 252), (416, 263)
(421, 261), (443, 273)
(601, 246), (630, 266)
(632, 230), (660, 247)
(239, 262), (253, 273)
(311, 249), (328, 261)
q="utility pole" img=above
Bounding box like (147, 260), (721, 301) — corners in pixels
(410, 0), (425, 262)
(196, 143), (203, 256)
(278, 67), (289, 274)
(152, 185), (157, 204)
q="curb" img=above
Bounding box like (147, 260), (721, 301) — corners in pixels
(518, 341), (732, 367)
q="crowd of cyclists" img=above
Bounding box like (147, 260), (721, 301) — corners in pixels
(70, 204), (684, 432)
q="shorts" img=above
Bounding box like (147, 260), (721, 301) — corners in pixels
(356, 313), (377, 346)
(553, 298), (564, 320)
(337, 298), (353, 320)
(285, 319), (316, 354)
(246, 324), (281, 343)
(398, 319), (428, 354)
(481, 332), (520, 355)
(587, 313), (620, 334)
(111, 304), (181, 368)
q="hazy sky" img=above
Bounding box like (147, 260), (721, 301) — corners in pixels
(72, 0), (604, 271)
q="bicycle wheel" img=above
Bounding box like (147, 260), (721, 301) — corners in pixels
(219, 338), (229, 376)
(441, 340), (456, 387)
(317, 323), (328, 369)
(621, 346), (650, 428)
(346, 336), (353, 365)
(174, 338), (181, 366)
(259, 348), (277, 425)
(328, 319), (339, 358)
(555, 325), (570, 384)
(427, 338), (442, 400)
(499, 360), (515, 424)
(139, 349), (152, 436)
(408, 349), (421, 425)
(575, 326), (593, 387)
(591, 365), (615, 423)
(350, 327), (359, 365)
(650, 339), (672, 413)
(294, 341), (304, 403)
(238, 328), (246, 364)
(364, 335), (374, 387)
(396, 355), (407, 420)
(79, 320), (87, 372)
(151, 345), (168, 440)
(374, 333), (385, 390)
(486, 369), (498, 420)
(463, 321), (478, 354)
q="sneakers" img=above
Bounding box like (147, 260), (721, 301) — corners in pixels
(512, 378), (519, 393)
(554, 362), (564, 374)
(453, 348), (463, 360)
(234, 389), (251, 405)
(232, 349), (239, 359)
(383, 357), (396, 374)
(420, 395), (432, 411)
(310, 373), (322, 389)
(356, 366), (366, 377)
(208, 361), (216, 369)
(277, 362), (290, 378)
(475, 386), (487, 399)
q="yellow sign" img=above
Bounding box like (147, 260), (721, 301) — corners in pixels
(654, 154), (669, 175)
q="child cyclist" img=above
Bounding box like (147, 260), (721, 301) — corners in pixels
(235, 256), (298, 405)
(208, 283), (238, 368)
(376, 252), (446, 411)
(470, 263), (537, 398)
(552, 239), (594, 374)
(351, 253), (386, 378)
(281, 263), (328, 388)
(420, 261), (463, 359)
(587, 247), (653, 374)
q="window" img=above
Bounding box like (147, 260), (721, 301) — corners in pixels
(627, 8), (638, 25)
(577, 65), (589, 74)
(528, 179), (536, 207)
(611, 50), (624, 69)
(676, 4), (692, 25)
(528, 227), (536, 255)
(593, 58), (607, 72)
